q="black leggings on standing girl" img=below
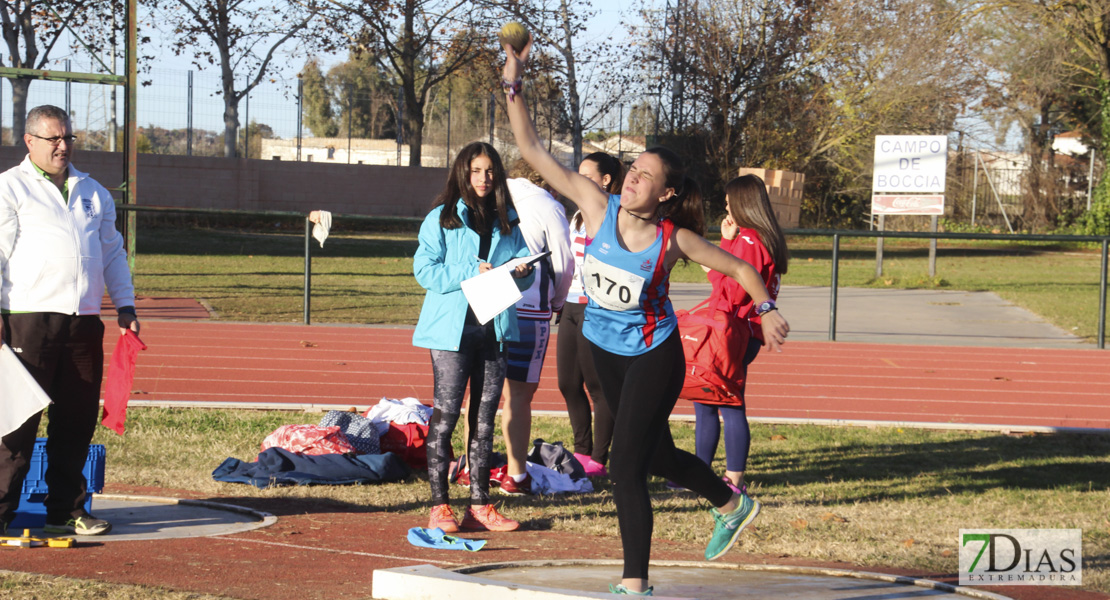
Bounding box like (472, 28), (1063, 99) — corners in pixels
(590, 330), (733, 580)
(426, 326), (504, 506)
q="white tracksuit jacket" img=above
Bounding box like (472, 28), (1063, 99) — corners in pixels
(0, 155), (135, 315)
(506, 178), (574, 321)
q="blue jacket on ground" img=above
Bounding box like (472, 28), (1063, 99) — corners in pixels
(412, 202), (533, 351)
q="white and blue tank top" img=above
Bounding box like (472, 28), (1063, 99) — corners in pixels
(581, 195), (675, 356)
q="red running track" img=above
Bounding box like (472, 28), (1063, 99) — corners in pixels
(109, 319), (1110, 432)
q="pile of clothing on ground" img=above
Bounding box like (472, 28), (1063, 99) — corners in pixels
(211, 397), (434, 488)
(450, 439), (594, 495)
(212, 397), (594, 495)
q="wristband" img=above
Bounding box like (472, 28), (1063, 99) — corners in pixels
(502, 78), (522, 103)
(118, 306), (137, 317)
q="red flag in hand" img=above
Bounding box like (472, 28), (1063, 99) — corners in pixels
(101, 330), (147, 435)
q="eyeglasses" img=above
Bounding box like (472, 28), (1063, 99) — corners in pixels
(29, 133), (77, 146)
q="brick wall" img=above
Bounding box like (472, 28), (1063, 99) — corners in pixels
(0, 147), (447, 218)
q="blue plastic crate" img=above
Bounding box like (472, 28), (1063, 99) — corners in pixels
(10, 438), (105, 528)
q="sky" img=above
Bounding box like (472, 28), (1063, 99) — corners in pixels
(0, 1), (1020, 151)
(0, 0), (638, 141)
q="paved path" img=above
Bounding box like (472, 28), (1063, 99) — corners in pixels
(669, 284), (1093, 348)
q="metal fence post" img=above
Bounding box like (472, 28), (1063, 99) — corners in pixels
(396, 87), (404, 165)
(296, 78), (303, 162)
(928, 215), (938, 278)
(304, 217), (312, 325)
(243, 76), (249, 159)
(1100, 239), (1108, 349)
(187, 71), (193, 156)
(1089, 150), (1096, 211)
(347, 84), (353, 164)
(65, 59), (71, 116)
(875, 215), (884, 278)
(829, 233), (840, 341)
(971, 151), (978, 226)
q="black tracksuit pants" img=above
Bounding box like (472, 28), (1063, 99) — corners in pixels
(0, 313), (104, 525)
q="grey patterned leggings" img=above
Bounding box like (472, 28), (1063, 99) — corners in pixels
(427, 326), (506, 506)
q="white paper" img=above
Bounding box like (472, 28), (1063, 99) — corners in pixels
(503, 250), (551, 271)
(460, 266), (523, 325)
(0, 343), (52, 437)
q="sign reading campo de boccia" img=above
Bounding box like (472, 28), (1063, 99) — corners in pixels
(872, 135), (948, 215)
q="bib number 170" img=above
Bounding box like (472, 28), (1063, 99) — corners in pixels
(582, 254), (645, 311)
(591, 273), (633, 304)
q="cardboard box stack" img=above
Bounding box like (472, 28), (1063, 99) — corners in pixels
(737, 168), (804, 228)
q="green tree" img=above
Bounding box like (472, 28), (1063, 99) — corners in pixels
(328, 50), (397, 139)
(301, 58), (339, 138)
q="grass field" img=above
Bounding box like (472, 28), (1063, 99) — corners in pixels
(4, 408), (1108, 598)
(129, 224), (1107, 343)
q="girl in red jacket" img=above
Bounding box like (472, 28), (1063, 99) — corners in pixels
(696, 174), (789, 495)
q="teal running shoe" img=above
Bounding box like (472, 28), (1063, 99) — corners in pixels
(609, 583), (654, 596)
(704, 493), (760, 561)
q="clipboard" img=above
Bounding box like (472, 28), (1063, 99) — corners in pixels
(503, 250), (550, 270)
(460, 266), (523, 325)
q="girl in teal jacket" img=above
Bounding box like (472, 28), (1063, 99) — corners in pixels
(413, 142), (533, 534)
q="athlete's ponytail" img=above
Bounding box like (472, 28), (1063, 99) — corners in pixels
(647, 147), (706, 236)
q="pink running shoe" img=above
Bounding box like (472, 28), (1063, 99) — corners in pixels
(459, 504), (520, 532)
(428, 504), (459, 533)
(574, 453), (608, 478)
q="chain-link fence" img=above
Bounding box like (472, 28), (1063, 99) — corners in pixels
(946, 150), (1102, 232)
(1, 65), (654, 172)
(3, 66), (1101, 234)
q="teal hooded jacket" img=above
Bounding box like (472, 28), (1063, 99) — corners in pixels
(412, 201), (534, 352)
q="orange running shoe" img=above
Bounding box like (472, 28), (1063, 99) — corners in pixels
(428, 503), (459, 533)
(459, 504), (520, 532)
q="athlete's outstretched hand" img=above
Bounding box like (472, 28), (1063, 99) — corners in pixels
(502, 36), (533, 86)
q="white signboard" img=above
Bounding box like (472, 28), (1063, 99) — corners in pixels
(872, 195), (945, 216)
(872, 135), (947, 193)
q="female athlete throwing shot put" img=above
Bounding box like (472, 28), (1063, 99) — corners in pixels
(501, 35), (789, 596)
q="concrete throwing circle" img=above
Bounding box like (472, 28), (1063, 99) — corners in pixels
(453, 561), (1015, 600)
(33, 494), (276, 542)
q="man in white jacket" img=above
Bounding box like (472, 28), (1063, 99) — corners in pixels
(497, 162), (573, 495)
(0, 105), (139, 536)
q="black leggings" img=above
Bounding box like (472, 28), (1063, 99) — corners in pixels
(426, 326), (505, 507)
(590, 330), (733, 580)
(556, 303), (614, 463)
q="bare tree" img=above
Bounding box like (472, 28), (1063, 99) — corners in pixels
(795, 0), (984, 225)
(319, 1), (492, 167)
(627, 0), (985, 226)
(631, 0), (814, 185)
(1, 0), (112, 139)
(150, 0), (329, 157)
(484, 0), (630, 166)
(998, 0), (1109, 157)
(979, 8), (1089, 229)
